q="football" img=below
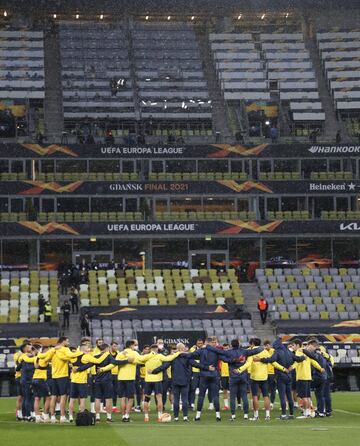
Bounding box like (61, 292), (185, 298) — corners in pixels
(160, 413), (172, 423)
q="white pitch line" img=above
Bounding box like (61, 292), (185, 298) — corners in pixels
(333, 409), (360, 416)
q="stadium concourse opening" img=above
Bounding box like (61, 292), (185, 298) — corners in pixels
(0, 0), (360, 439)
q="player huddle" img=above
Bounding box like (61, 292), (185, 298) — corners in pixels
(13, 335), (334, 424)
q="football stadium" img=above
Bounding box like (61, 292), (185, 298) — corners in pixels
(0, 0), (359, 445)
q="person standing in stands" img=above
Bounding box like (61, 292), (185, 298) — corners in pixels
(70, 287), (79, 314)
(61, 300), (71, 329)
(257, 295), (269, 324)
(38, 294), (45, 323)
(81, 313), (91, 337)
(44, 301), (52, 323)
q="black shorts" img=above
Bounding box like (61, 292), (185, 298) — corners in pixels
(250, 380), (269, 397)
(15, 378), (23, 397)
(144, 381), (163, 396)
(118, 380), (135, 399)
(296, 380), (311, 398)
(32, 379), (50, 398)
(139, 378), (145, 390)
(94, 381), (113, 399)
(221, 377), (230, 391)
(51, 377), (69, 396)
(70, 383), (88, 399)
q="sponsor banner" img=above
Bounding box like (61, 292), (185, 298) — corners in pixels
(137, 331), (206, 349)
(2, 143), (360, 159)
(1, 180), (360, 196)
(0, 322), (59, 339)
(3, 220), (360, 237)
(280, 334), (360, 343)
(275, 319), (360, 335)
(84, 304), (248, 321)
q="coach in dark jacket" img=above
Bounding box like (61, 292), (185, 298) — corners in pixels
(186, 337), (236, 421)
(206, 339), (263, 418)
(151, 343), (212, 420)
(259, 337), (305, 418)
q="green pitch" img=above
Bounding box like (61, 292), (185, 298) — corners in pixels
(0, 393), (359, 446)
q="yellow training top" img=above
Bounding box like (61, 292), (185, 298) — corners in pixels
(51, 347), (83, 379)
(33, 349), (55, 380)
(14, 351), (22, 379)
(292, 350), (323, 381)
(141, 352), (180, 383)
(220, 361), (229, 378)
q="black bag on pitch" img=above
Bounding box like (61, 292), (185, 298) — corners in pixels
(75, 410), (95, 426)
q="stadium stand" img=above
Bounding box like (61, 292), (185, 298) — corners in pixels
(316, 28), (360, 137)
(59, 22), (135, 126)
(211, 28), (324, 136)
(0, 28), (45, 99)
(256, 268), (360, 320)
(0, 270), (59, 323)
(133, 21), (212, 124)
(89, 317), (254, 346)
(78, 268), (243, 306)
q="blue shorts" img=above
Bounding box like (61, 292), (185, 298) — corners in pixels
(139, 378), (145, 390)
(15, 378), (23, 396)
(32, 379), (50, 398)
(118, 380), (135, 399)
(70, 383), (88, 399)
(94, 381), (113, 399)
(250, 380), (269, 397)
(144, 381), (163, 396)
(296, 380), (311, 398)
(51, 377), (69, 396)
(221, 377), (230, 391)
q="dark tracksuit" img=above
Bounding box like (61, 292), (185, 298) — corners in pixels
(152, 355), (207, 418)
(303, 350), (328, 415)
(186, 347), (225, 413)
(322, 351), (334, 414)
(206, 345), (263, 416)
(17, 359), (35, 418)
(260, 339), (305, 416)
(77, 354), (128, 401)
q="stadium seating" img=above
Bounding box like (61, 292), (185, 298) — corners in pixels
(316, 29), (360, 135)
(267, 211), (310, 220)
(133, 22), (211, 121)
(79, 268), (243, 307)
(0, 271), (59, 323)
(0, 28), (45, 99)
(89, 317), (254, 346)
(0, 212), (143, 222)
(36, 172), (139, 182)
(256, 268), (360, 320)
(59, 22), (135, 121)
(149, 172), (248, 181)
(259, 172), (301, 181)
(157, 211), (256, 221)
(211, 30), (324, 129)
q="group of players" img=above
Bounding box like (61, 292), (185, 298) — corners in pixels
(13, 334), (334, 423)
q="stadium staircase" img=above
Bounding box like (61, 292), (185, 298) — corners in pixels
(59, 293), (81, 345)
(241, 283), (275, 341)
(195, 25), (232, 142)
(303, 21), (350, 142)
(127, 18), (141, 124)
(43, 21), (64, 142)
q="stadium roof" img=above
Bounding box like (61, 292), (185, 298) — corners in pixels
(2, 0), (360, 17)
